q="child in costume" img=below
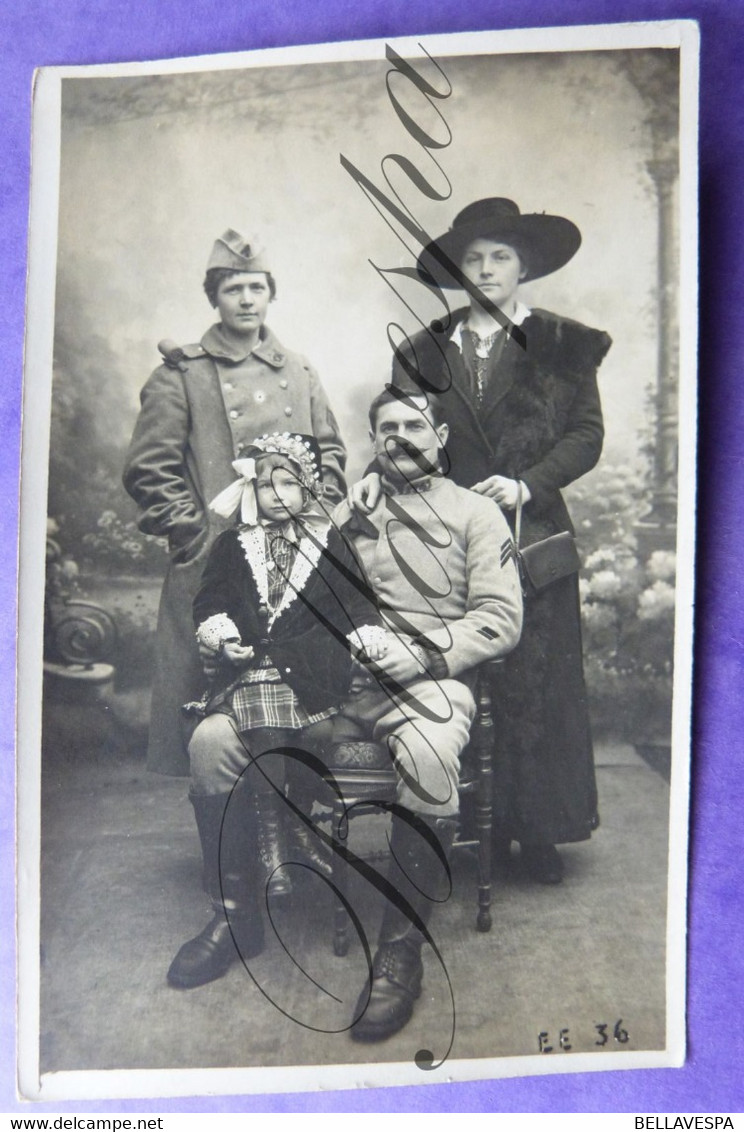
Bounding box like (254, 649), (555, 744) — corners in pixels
(169, 432), (384, 989)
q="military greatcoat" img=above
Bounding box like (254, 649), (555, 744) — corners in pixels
(391, 306), (612, 845)
(123, 322), (346, 775)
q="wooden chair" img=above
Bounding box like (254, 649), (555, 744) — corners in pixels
(323, 664), (496, 956)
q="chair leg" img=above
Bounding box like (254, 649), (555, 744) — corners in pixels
(474, 670), (494, 932)
(332, 794), (350, 956)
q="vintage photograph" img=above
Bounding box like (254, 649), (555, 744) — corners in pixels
(17, 22), (698, 1099)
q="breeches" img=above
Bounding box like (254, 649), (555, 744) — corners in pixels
(189, 713), (333, 796)
(332, 677), (476, 817)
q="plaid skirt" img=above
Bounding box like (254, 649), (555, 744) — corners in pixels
(186, 663), (336, 733)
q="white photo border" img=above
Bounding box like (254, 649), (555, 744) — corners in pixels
(17, 18), (699, 1102)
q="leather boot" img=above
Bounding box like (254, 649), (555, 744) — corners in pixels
(285, 808), (333, 878)
(167, 789), (264, 989)
(284, 769), (333, 879)
(350, 813), (458, 1043)
(255, 788), (293, 898)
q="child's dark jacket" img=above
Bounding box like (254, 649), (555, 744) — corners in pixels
(193, 522), (378, 714)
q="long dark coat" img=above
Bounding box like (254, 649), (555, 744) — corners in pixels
(392, 307), (612, 844)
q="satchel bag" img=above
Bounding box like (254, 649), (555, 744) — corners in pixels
(515, 482), (581, 595)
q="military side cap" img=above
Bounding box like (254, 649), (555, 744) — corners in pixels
(207, 229), (271, 273)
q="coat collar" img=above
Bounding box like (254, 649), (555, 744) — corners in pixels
(201, 323), (288, 368)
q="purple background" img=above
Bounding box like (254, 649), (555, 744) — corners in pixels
(1, 0), (741, 1115)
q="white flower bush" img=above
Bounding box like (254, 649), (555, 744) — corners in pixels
(586, 569), (624, 601)
(647, 550), (676, 582)
(638, 579), (676, 620)
(566, 457), (675, 740)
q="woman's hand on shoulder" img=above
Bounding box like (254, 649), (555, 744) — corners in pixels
(471, 475), (527, 510)
(348, 472), (382, 514)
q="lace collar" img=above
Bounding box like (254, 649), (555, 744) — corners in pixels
(237, 520), (330, 629)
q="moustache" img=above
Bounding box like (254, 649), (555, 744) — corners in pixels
(381, 436), (442, 476)
(385, 436), (419, 457)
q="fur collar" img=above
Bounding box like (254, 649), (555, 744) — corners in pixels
(431, 306), (611, 381)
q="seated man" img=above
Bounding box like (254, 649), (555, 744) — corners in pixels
(334, 388), (523, 1043)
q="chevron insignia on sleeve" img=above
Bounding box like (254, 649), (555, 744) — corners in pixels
(500, 537), (517, 568)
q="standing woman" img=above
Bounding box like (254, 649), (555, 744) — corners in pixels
(358, 197), (612, 882)
(123, 230), (346, 777)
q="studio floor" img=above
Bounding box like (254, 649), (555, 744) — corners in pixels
(35, 696), (673, 1089)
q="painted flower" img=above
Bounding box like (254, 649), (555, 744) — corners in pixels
(646, 550), (676, 582)
(585, 548), (617, 571)
(587, 569), (623, 601)
(582, 602), (616, 630)
(637, 580), (675, 621)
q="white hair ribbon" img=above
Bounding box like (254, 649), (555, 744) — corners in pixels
(208, 458), (258, 525)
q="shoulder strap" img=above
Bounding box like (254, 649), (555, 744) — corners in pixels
(157, 339), (207, 372)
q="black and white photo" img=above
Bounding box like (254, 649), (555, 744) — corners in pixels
(16, 22), (698, 1100)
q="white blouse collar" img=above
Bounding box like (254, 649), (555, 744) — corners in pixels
(450, 300), (532, 352)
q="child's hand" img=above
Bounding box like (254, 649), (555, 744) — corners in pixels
(362, 634), (388, 661)
(222, 641), (255, 666)
(349, 625), (389, 663)
(364, 637), (423, 684)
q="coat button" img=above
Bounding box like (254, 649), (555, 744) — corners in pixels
(254, 390), (266, 403)
(223, 381), (233, 392)
(279, 379), (288, 389)
(284, 406), (293, 417)
(229, 410), (240, 419)
(285, 666), (291, 673)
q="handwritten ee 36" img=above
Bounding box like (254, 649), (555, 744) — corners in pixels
(538, 1019), (630, 1052)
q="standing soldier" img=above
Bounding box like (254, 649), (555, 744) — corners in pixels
(123, 229), (346, 775)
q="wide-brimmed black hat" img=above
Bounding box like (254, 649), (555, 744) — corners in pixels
(417, 198), (582, 288)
